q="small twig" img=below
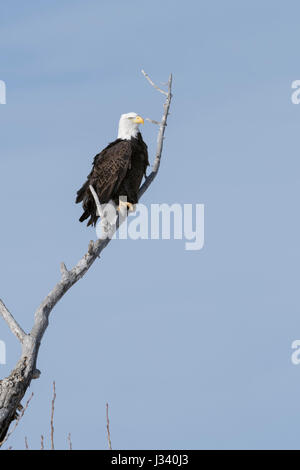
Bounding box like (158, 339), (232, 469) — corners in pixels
(0, 393), (34, 447)
(141, 69), (168, 96)
(60, 262), (69, 279)
(67, 432), (72, 450)
(50, 381), (56, 450)
(41, 435), (44, 450)
(25, 436), (29, 449)
(106, 403), (112, 450)
(145, 118), (161, 125)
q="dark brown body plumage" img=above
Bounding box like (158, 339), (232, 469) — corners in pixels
(76, 133), (149, 226)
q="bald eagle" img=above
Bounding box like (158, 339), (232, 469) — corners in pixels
(76, 112), (149, 226)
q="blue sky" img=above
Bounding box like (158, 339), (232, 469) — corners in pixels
(1, 0), (300, 450)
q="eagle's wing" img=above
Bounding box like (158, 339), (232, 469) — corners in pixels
(76, 140), (132, 226)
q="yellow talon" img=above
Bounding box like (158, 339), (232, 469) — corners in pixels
(117, 201), (135, 212)
(127, 202), (136, 212)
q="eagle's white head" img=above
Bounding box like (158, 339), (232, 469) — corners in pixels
(117, 112), (144, 140)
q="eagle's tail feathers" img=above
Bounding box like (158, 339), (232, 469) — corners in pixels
(76, 181), (89, 204)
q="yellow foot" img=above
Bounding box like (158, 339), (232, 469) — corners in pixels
(117, 201), (136, 212)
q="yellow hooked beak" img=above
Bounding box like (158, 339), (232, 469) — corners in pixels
(133, 115), (144, 124)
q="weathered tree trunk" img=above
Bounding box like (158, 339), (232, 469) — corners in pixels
(0, 335), (41, 443)
(0, 357), (32, 442)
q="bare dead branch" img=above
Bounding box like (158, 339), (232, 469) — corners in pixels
(0, 299), (26, 343)
(145, 118), (161, 125)
(67, 432), (72, 450)
(50, 381), (56, 450)
(138, 71), (172, 198)
(106, 403), (112, 450)
(25, 436), (29, 449)
(141, 69), (168, 96)
(41, 434), (44, 450)
(0, 70), (173, 444)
